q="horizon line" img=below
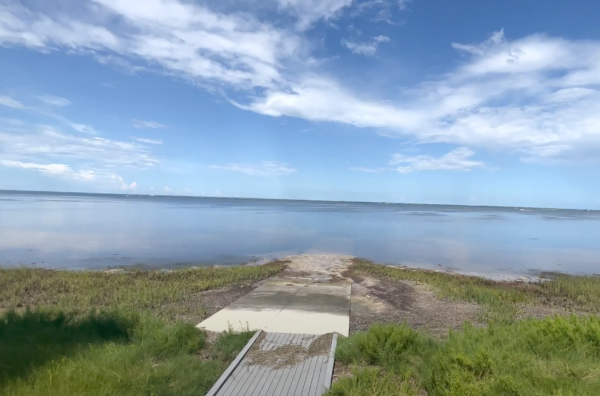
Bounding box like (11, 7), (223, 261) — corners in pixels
(0, 189), (597, 212)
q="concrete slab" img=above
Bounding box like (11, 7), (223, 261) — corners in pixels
(196, 279), (351, 336)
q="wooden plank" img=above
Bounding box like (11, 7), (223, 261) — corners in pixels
(317, 356), (328, 395)
(262, 332), (274, 350)
(299, 356), (320, 396)
(270, 332), (286, 350)
(291, 352), (313, 396)
(241, 363), (271, 396)
(243, 332), (287, 396)
(287, 335), (312, 396)
(251, 333), (287, 396)
(256, 333), (291, 396)
(267, 333), (302, 396)
(221, 344), (265, 396)
(217, 331), (269, 396)
(218, 360), (257, 396)
(205, 330), (262, 396)
(323, 334), (338, 391)
(221, 364), (255, 396)
(275, 333), (307, 395)
(307, 355), (326, 396)
(265, 332), (281, 350)
(213, 332), (335, 396)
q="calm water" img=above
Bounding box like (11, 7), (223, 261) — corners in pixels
(1, 190), (600, 278)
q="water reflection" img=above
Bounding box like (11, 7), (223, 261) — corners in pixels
(1, 190), (599, 276)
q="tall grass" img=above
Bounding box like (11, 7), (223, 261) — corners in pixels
(332, 316), (600, 396)
(0, 263), (285, 314)
(0, 309), (253, 396)
(539, 275), (600, 311)
(0, 264), (282, 395)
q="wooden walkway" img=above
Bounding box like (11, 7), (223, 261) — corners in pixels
(206, 331), (338, 396)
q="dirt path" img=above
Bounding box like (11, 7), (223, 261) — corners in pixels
(347, 273), (482, 337)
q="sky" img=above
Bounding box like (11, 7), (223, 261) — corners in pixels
(0, 0), (599, 209)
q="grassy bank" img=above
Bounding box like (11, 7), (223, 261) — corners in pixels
(0, 309), (253, 395)
(351, 259), (600, 323)
(327, 260), (600, 395)
(0, 262), (285, 318)
(0, 263), (285, 395)
(331, 317), (600, 396)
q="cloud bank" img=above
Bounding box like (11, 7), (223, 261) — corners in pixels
(0, 1), (598, 165)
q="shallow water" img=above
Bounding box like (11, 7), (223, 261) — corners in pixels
(1, 190), (599, 277)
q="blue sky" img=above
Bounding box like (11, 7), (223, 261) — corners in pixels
(0, 0), (599, 209)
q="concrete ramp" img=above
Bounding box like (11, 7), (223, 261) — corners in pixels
(196, 279), (351, 336)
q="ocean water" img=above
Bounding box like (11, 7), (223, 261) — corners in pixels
(1, 190), (599, 278)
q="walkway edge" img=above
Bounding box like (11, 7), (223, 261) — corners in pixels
(205, 330), (263, 396)
(323, 333), (338, 390)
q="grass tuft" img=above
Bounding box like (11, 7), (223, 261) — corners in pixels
(0, 309), (253, 396)
(331, 316), (600, 396)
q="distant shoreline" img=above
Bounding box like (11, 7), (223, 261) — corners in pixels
(2, 189), (598, 212)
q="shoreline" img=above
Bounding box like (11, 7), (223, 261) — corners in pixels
(0, 254), (578, 283)
(2, 255), (600, 395)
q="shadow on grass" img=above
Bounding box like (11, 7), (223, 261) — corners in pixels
(0, 309), (136, 386)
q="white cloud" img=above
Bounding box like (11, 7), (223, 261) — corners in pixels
(133, 120), (167, 129)
(276, 0), (353, 29)
(2, 2), (600, 165)
(0, 125), (159, 169)
(111, 175), (137, 191)
(342, 35), (390, 56)
(0, 95), (25, 109)
(242, 77), (421, 129)
(164, 186), (173, 193)
(37, 95), (71, 107)
(349, 167), (386, 173)
(210, 161), (297, 176)
(341, 39), (378, 56)
(0, 93), (159, 192)
(0, 0), (301, 91)
(397, 0), (411, 11)
(353, 0), (410, 24)
(248, 30), (600, 163)
(0, 159), (136, 188)
(70, 123), (99, 135)
(390, 148), (486, 173)
(0, 160), (74, 176)
(133, 137), (163, 145)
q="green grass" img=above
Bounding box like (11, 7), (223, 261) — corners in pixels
(331, 316), (600, 396)
(0, 262), (285, 318)
(0, 309), (253, 396)
(333, 261), (600, 395)
(0, 263), (284, 395)
(351, 259), (600, 323)
(538, 275), (600, 311)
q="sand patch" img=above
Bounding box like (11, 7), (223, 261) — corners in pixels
(348, 274), (482, 337)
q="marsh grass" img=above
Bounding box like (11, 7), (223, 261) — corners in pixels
(0, 262), (285, 315)
(351, 259), (600, 323)
(332, 316), (600, 396)
(0, 309), (253, 396)
(0, 263), (282, 395)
